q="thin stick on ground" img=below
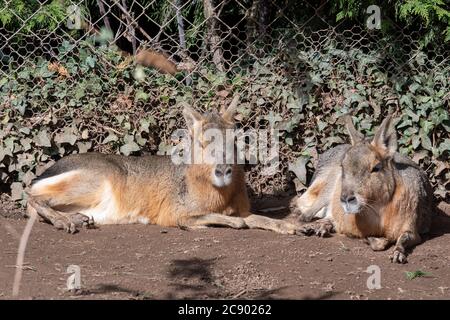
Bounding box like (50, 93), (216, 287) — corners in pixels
(12, 211), (37, 297)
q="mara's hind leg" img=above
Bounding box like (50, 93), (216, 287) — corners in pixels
(293, 174), (337, 222)
(244, 214), (301, 235)
(27, 197), (94, 234)
(390, 231), (421, 264)
(177, 213), (247, 230)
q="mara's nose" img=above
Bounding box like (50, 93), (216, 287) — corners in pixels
(215, 166), (232, 178)
(340, 193), (357, 205)
(214, 168), (223, 177)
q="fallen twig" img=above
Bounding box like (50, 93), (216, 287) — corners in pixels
(12, 211), (37, 297)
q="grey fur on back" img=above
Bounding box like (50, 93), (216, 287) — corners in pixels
(392, 152), (434, 233)
(32, 153), (185, 184)
(31, 153), (196, 212)
(310, 144), (350, 184)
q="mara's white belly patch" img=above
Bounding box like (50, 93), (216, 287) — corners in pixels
(78, 182), (146, 225)
(31, 170), (81, 195)
(31, 170), (149, 225)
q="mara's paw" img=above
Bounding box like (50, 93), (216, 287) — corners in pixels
(390, 248), (408, 264)
(231, 218), (248, 230)
(53, 213), (94, 234)
(278, 221), (303, 235)
(296, 219), (334, 237)
(53, 217), (78, 234)
(71, 213), (95, 229)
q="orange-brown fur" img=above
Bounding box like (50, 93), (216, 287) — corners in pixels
(27, 104), (298, 235)
(308, 180), (325, 199)
(135, 49), (178, 75)
(295, 115), (434, 263)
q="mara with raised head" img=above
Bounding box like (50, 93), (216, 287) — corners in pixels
(26, 99), (300, 235)
(293, 115), (434, 263)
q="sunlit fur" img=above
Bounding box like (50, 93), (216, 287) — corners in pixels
(294, 116), (434, 262)
(339, 143), (396, 215)
(188, 112), (237, 189)
(27, 107), (251, 228)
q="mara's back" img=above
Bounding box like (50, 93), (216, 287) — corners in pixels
(34, 153), (185, 184)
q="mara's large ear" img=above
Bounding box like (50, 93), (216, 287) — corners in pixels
(371, 115), (397, 156)
(220, 94), (240, 123)
(344, 115), (364, 145)
(182, 106), (203, 130)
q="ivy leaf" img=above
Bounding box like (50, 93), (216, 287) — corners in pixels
(317, 120), (327, 132)
(135, 90), (149, 102)
(120, 135), (140, 156)
(420, 119), (434, 134)
(34, 130), (52, 147)
(420, 130), (433, 151)
(77, 141), (92, 153)
(54, 127), (78, 145)
(399, 94), (413, 108)
(139, 119), (150, 133)
(285, 137), (293, 146)
(102, 133), (118, 144)
(10, 182), (24, 201)
(412, 135), (421, 149)
(438, 139), (450, 154)
(86, 56), (96, 68)
(265, 111), (283, 127)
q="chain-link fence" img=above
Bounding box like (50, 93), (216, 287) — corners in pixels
(0, 0), (449, 205)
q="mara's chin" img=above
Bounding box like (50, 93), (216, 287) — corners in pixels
(212, 178), (232, 188)
(341, 205), (361, 215)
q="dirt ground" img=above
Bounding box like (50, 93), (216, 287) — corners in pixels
(0, 196), (449, 300)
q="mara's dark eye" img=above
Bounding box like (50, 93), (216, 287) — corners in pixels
(371, 162), (382, 173)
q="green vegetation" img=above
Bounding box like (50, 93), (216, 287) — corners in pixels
(0, 1), (449, 202)
(405, 270), (432, 280)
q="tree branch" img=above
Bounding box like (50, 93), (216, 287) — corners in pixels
(97, 0), (111, 31)
(175, 0), (192, 85)
(203, 0), (225, 72)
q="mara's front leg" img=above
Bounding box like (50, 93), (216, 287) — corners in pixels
(390, 231), (421, 264)
(229, 185), (301, 235)
(243, 214), (301, 235)
(177, 213), (247, 230)
(177, 213), (302, 235)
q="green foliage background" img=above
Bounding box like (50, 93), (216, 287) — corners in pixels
(0, 0), (449, 204)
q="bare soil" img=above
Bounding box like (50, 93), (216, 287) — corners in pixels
(0, 197), (449, 300)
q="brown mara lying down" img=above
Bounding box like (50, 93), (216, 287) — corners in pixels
(26, 102), (302, 236)
(293, 115), (435, 263)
